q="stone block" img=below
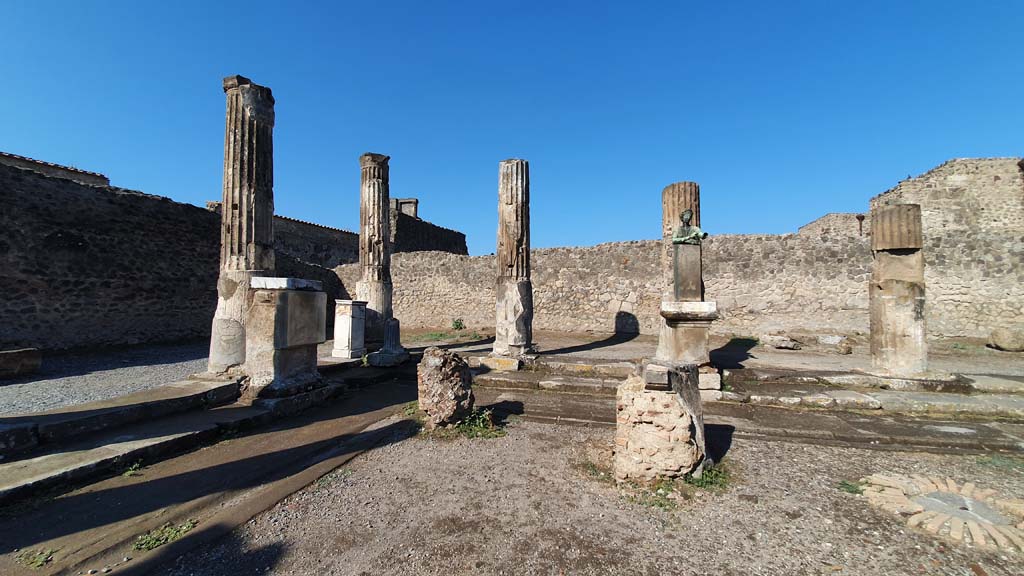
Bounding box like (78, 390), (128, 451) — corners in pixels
(698, 372), (721, 390)
(871, 204), (922, 251)
(989, 327), (1024, 352)
(480, 356), (522, 372)
(368, 318), (409, 367)
(244, 287), (327, 399)
(671, 243), (703, 301)
(494, 278), (533, 356)
(250, 277), (324, 291)
(0, 348), (41, 379)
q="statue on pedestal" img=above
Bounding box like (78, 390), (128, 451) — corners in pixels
(672, 209), (707, 245)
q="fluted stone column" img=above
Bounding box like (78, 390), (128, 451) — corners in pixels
(493, 159), (533, 357)
(355, 153), (393, 346)
(870, 204), (928, 377)
(208, 75), (275, 373)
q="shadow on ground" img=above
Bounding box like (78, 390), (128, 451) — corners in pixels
(0, 382), (418, 557)
(709, 337), (758, 369)
(537, 312), (640, 356)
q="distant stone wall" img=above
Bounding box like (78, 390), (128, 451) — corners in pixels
(391, 211), (468, 255)
(870, 158), (1024, 338)
(0, 163), (220, 350)
(273, 215), (359, 268)
(344, 158), (1021, 341)
(0, 151), (109, 186)
(338, 232), (871, 338)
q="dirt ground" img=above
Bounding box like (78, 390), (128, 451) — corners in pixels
(159, 418), (1024, 576)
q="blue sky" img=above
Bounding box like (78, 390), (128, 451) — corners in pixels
(2, 1), (1021, 255)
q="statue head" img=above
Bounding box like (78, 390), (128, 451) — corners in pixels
(680, 209), (693, 226)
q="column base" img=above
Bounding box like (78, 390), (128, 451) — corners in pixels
(655, 301), (718, 366)
(494, 278), (533, 357)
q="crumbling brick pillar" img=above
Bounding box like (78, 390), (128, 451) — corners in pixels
(356, 153), (393, 346)
(493, 159), (533, 357)
(208, 75), (275, 373)
(870, 204), (928, 377)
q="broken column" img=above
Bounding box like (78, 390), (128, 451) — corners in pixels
(208, 75), (276, 374)
(870, 204), (928, 377)
(614, 362), (707, 482)
(655, 182), (720, 395)
(332, 300), (367, 359)
(244, 277), (327, 400)
(417, 347), (474, 430)
(493, 159), (533, 357)
(356, 153), (393, 347)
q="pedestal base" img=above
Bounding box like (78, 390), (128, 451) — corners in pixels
(494, 278), (533, 357)
(208, 269), (265, 374)
(332, 300), (368, 359)
(655, 301), (718, 366)
(368, 318), (409, 367)
(243, 281), (327, 400)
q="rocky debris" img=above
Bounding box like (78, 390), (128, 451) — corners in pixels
(416, 347), (474, 430)
(817, 335), (853, 355)
(760, 334), (803, 350)
(989, 327), (1024, 352)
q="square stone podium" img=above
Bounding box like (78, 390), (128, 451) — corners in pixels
(244, 277), (327, 400)
(332, 300), (367, 359)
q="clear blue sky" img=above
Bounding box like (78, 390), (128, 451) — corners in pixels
(2, 1), (1021, 255)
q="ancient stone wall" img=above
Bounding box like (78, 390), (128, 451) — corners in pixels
(339, 232), (871, 338)
(391, 211), (468, 255)
(348, 158), (1021, 341)
(0, 151), (110, 186)
(273, 214), (360, 269)
(0, 163), (220, 350)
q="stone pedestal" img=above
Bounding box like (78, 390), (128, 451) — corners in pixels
(494, 278), (533, 357)
(869, 204), (928, 377)
(656, 301), (718, 365)
(208, 75), (276, 374)
(493, 159), (533, 357)
(368, 318), (409, 367)
(614, 362), (707, 482)
(243, 278), (327, 400)
(332, 300), (367, 359)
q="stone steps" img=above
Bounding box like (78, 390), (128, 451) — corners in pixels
(0, 380), (353, 506)
(0, 377), (241, 458)
(0, 403), (268, 504)
(526, 359), (635, 379)
(472, 370), (621, 397)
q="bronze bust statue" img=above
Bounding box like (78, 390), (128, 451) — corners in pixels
(672, 209), (707, 245)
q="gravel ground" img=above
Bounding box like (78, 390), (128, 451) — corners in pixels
(160, 420), (1024, 576)
(0, 341), (208, 415)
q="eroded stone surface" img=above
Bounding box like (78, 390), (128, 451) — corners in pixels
(417, 347), (474, 430)
(614, 364), (705, 482)
(494, 159), (533, 357)
(357, 152), (393, 344)
(989, 327), (1024, 352)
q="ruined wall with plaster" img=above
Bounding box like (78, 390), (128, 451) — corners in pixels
(346, 158), (1021, 340)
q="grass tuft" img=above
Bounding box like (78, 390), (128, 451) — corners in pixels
(977, 454), (1024, 474)
(16, 548), (56, 569)
(684, 462), (731, 490)
(453, 409), (506, 439)
(837, 479), (865, 494)
(121, 460), (144, 478)
(132, 519), (198, 551)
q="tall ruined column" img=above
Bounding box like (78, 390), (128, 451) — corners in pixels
(208, 75), (276, 373)
(870, 204), (927, 377)
(356, 153), (393, 345)
(493, 159), (533, 357)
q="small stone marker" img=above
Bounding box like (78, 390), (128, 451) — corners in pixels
(368, 318), (409, 367)
(417, 347), (475, 430)
(332, 300), (367, 359)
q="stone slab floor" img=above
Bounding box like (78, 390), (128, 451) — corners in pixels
(159, 419), (1024, 576)
(0, 341), (208, 415)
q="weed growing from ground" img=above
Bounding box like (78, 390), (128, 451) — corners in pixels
(451, 318), (465, 331)
(684, 462), (730, 490)
(121, 460), (143, 478)
(837, 479), (865, 494)
(453, 409), (506, 439)
(16, 548), (56, 569)
(977, 454), (1024, 474)
(132, 519), (198, 551)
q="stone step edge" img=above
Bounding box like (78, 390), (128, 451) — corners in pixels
(0, 382), (354, 506)
(474, 374), (621, 396)
(716, 391), (1024, 419)
(0, 379), (242, 459)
